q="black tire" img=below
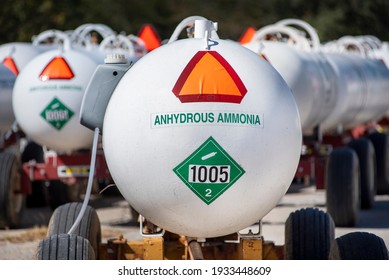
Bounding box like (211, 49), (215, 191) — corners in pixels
(284, 208), (335, 259)
(21, 141), (49, 208)
(36, 233), (95, 260)
(348, 138), (376, 209)
(326, 147), (360, 227)
(46, 202), (101, 258)
(0, 152), (25, 229)
(329, 232), (389, 260)
(368, 132), (389, 194)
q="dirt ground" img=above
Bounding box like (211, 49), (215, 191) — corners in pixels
(1, 184), (388, 260)
(0, 194), (140, 260)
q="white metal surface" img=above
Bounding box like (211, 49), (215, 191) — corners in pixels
(12, 47), (98, 152)
(244, 20), (389, 134)
(322, 52), (389, 131)
(260, 41), (337, 134)
(0, 42), (47, 75)
(103, 20), (302, 238)
(0, 64), (16, 132)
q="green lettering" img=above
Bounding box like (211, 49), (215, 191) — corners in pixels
(161, 114), (167, 125)
(217, 113), (224, 123)
(187, 113), (193, 123)
(180, 113), (186, 123)
(234, 113), (237, 123)
(239, 114), (246, 123)
(154, 115), (161, 126)
(208, 112), (214, 123)
(255, 115), (261, 125)
(166, 114), (173, 124)
(194, 113), (201, 123)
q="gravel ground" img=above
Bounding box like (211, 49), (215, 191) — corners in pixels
(0, 195), (141, 260)
(1, 184), (388, 260)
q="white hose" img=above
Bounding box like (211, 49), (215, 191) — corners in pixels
(67, 127), (100, 234)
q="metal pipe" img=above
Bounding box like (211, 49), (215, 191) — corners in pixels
(188, 239), (204, 260)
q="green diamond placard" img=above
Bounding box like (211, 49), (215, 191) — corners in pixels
(173, 136), (245, 205)
(40, 97), (74, 130)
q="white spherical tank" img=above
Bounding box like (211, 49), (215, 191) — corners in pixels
(103, 27), (302, 238)
(12, 48), (97, 152)
(0, 42), (47, 75)
(0, 64), (16, 132)
(0, 42), (47, 134)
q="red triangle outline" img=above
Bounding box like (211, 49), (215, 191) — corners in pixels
(172, 51), (247, 103)
(39, 56), (75, 81)
(3, 57), (19, 75)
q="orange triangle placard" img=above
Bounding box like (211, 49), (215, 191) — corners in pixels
(3, 57), (19, 75)
(138, 24), (161, 52)
(40, 56), (74, 81)
(239, 27), (256, 44)
(172, 51), (247, 103)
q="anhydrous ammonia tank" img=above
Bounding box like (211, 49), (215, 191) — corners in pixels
(0, 42), (45, 76)
(243, 24), (337, 134)
(319, 36), (389, 131)
(259, 41), (337, 134)
(321, 52), (389, 131)
(102, 20), (302, 238)
(13, 45), (97, 152)
(0, 64), (16, 132)
(244, 23), (389, 134)
(0, 41), (50, 134)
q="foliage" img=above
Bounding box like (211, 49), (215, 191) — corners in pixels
(0, 0), (388, 44)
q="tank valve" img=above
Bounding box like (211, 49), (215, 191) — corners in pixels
(194, 19), (218, 39)
(104, 53), (127, 64)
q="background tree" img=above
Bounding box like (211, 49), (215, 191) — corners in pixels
(0, 0), (388, 44)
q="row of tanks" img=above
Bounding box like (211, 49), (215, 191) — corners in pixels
(0, 23), (149, 227)
(243, 19), (389, 227)
(245, 19), (389, 135)
(4, 24), (147, 152)
(1, 17), (388, 259)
